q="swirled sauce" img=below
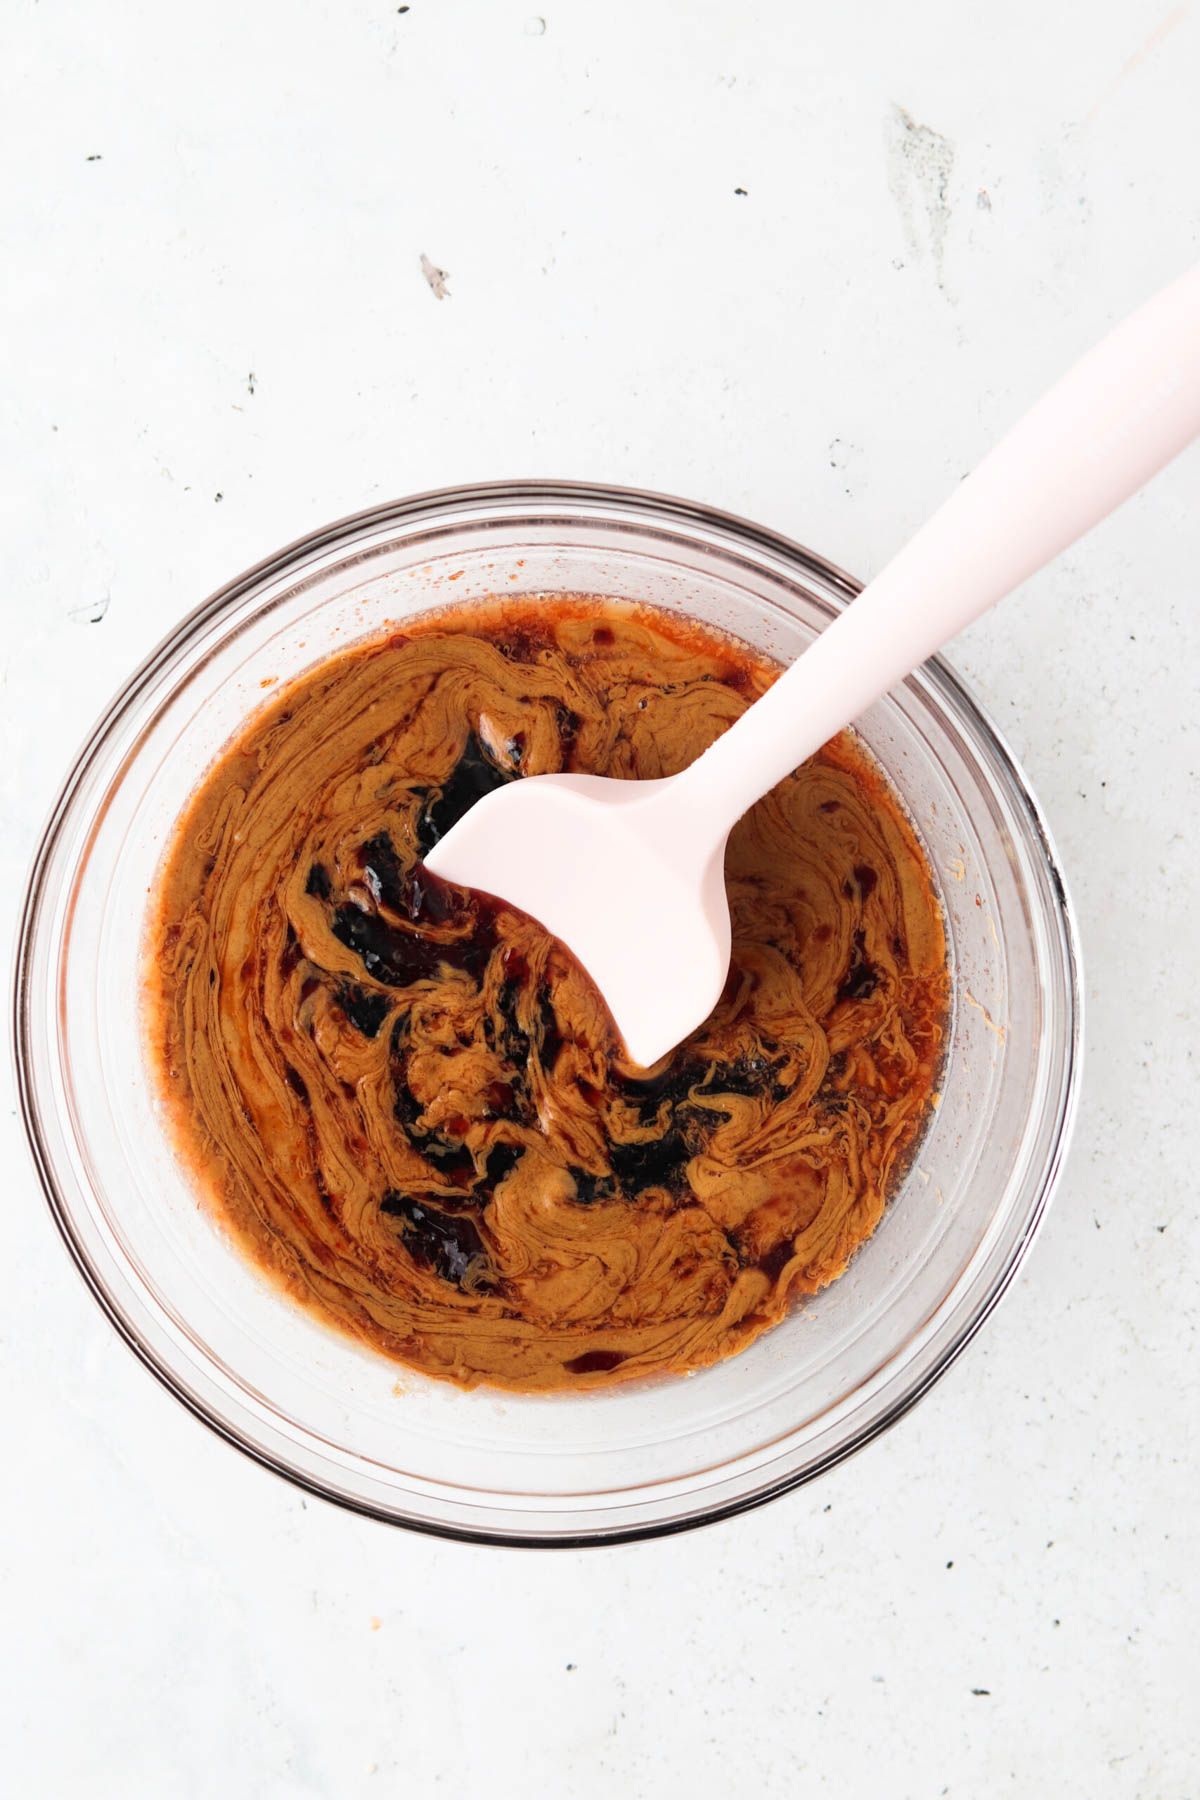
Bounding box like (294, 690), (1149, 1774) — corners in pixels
(147, 598), (948, 1391)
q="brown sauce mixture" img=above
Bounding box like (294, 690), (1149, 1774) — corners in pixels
(147, 598), (949, 1391)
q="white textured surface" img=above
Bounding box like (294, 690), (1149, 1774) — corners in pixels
(2, 2), (1198, 1794)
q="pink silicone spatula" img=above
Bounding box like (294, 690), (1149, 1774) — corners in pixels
(426, 266), (1200, 1066)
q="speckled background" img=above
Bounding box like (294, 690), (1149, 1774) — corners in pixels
(2, 3), (1197, 1795)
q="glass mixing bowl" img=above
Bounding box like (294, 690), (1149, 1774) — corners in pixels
(14, 482), (1082, 1545)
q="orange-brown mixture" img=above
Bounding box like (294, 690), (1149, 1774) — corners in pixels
(147, 598), (948, 1391)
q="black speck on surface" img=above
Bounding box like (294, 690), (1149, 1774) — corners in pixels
(565, 1663), (577, 1672)
(248, 371), (257, 394)
(86, 153), (102, 162)
(733, 185), (748, 195)
(70, 595), (110, 625)
(971, 1688), (991, 1697)
(214, 492), (223, 503)
(419, 252), (451, 299)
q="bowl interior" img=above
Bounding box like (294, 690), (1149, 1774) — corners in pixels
(20, 490), (1078, 1541)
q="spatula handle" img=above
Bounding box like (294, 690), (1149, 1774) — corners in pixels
(687, 263), (1200, 826)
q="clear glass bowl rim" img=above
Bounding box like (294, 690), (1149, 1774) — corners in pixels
(13, 479), (1084, 1547)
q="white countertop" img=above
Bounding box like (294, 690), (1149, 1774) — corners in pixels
(2, 2), (1197, 1794)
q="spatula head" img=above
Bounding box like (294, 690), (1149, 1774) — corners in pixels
(423, 772), (731, 1067)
